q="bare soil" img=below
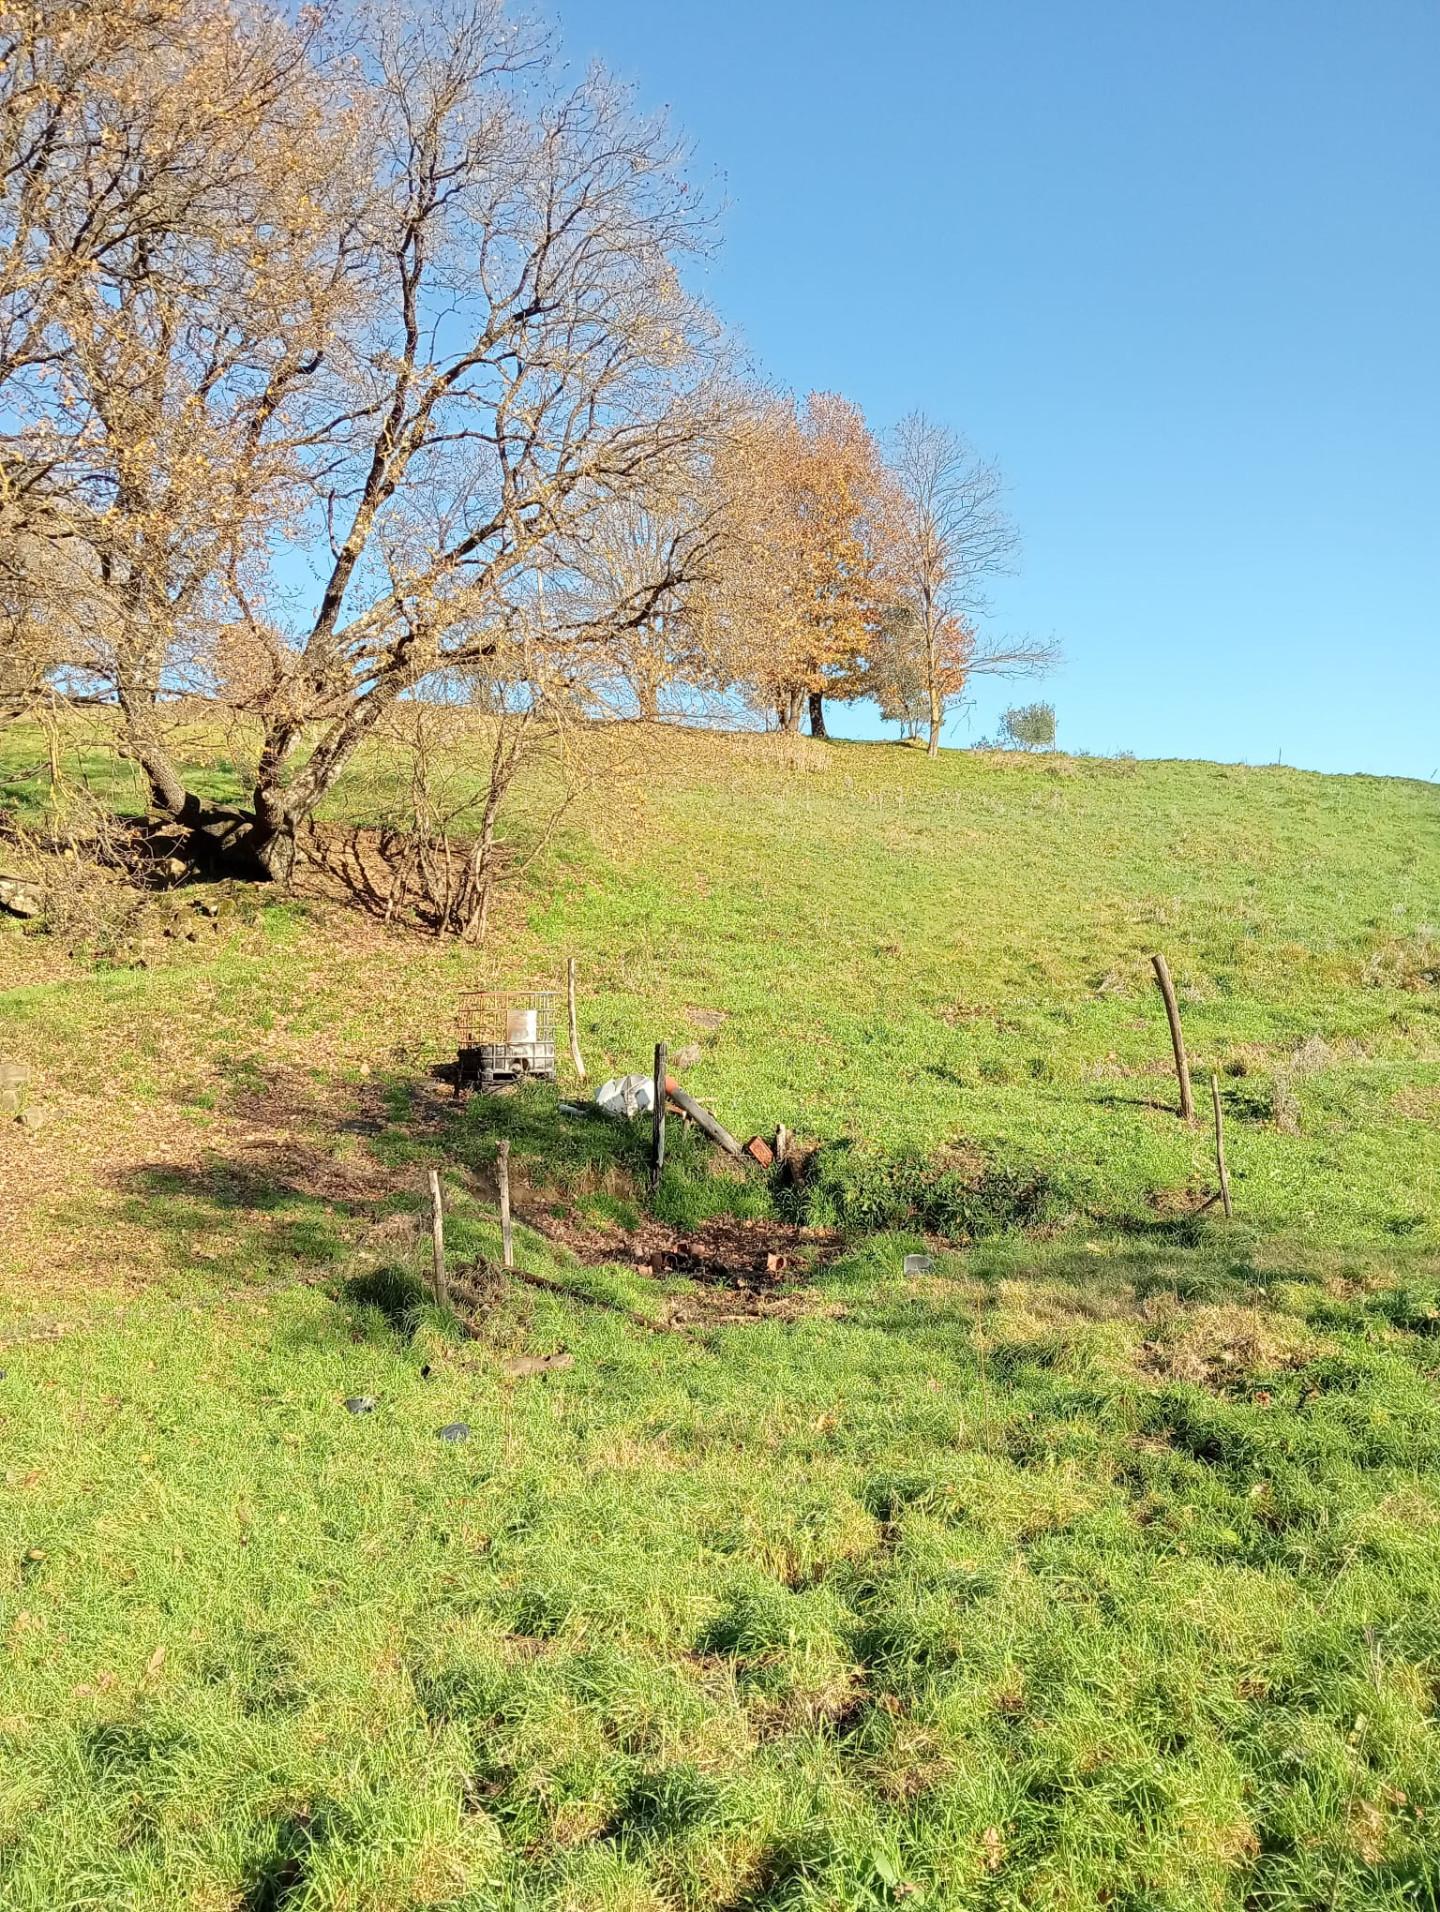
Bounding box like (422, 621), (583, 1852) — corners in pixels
(521, 1203), (843, 1290)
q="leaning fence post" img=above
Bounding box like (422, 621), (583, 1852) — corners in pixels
(1210, 1072), (1233, 1218)
(428, 1168), (449, 1308)
(567, 957), (586, 1083)
(651, 1041), (667, 1196)
(496, 1139), (514, 1269)
(1150, 952), (1196, 1122)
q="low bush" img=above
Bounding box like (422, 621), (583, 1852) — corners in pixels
(779, 1139), (1062, 1238)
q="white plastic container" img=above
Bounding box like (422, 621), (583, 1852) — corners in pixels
(506, 1008), (538, 1044)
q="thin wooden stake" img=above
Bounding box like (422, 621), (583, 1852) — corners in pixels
(567, 957), (586, 1083)
(1210, 1071), (1233, 1218)
(496, 1139), (514, 1269)
(651, 1040), (666, 1196)
(1151, 952), (1196, 1122)
(427, 1168), (449, 1308)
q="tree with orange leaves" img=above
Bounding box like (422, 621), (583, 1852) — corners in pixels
(712, 392), (899, 734)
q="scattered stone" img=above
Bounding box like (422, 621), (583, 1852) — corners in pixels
(743, 1135), (774, 1168)
(17, 1104), (50, 1132)
(0, 875), (40, 919)
(344, 1395), (377, 1414)
(436, 1422), (471, 1442)
(672, 1042), (703, 1070)
(903, 1253), (935, 1278)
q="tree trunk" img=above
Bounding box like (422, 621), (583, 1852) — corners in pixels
(166, 797), (297, 881)
(119, 676), (397, 881)
(777, 691), (803, 732)
(925, 604), (942, 757)
(808, 691), (828, 738)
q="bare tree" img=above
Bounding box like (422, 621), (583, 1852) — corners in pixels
(1, 0), (728, 878)
(0, 0), (366, 794)
(889, 411), (1051, 755)
(547, 481), (730, 722)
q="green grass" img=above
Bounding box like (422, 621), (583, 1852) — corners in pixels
(1, 720), (1438, 1907)
(4, 1223), (1440, 1909)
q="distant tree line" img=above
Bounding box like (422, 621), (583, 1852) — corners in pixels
(0, 0), (1056, 906)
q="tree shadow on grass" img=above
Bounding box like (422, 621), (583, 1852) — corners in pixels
(106, 1158), (364, 1288)
(1087, 1089), (1194, 1118)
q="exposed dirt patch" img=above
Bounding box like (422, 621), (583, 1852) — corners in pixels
(524, 1204), (843, 1290)
(1147, 1182), (1220, 1218)
(664, 1281), (849, 1328)
(683, 1005), (729, 1033)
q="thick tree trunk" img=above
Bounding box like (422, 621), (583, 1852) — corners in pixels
(163, 796), (296, 880)
(777, 691), (803, 732)
(119, 677), (402, 881)
(808, 691), (828, 738)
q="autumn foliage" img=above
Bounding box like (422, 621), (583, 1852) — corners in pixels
(704, 394), (900, 732)
(0, 0), (1053, 902)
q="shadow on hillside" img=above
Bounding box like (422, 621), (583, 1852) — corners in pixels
(445, 1080), (655, 1184)
(107, 1158), (363, 1286)
(98, 1053), (659, 1294)
(1087, 1088), (1195, 1118)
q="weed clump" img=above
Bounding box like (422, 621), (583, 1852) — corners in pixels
(1363, 927), (1440, 991)
(779, 1140), (1061, 1240)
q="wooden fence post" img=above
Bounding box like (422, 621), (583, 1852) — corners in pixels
(567, 957), (586, 1083)
(496, 1139), (514, 1269)
(651, 1041), (666, 1196)
(1151, 952), (1196, 1122)
(1210, 1072), (1233, 1218)
(427, 1168), (449, 1308)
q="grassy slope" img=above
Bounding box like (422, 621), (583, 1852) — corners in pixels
(1, 725), (1438, 1910)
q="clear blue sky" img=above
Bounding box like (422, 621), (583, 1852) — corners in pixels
(562, 0), (1439, 778)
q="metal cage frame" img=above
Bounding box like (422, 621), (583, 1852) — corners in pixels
(456, 986), (558, 1093)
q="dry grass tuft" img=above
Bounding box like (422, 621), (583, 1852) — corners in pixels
(1137, 1304), (1327, 1391)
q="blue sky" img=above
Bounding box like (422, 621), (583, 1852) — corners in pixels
(562, 0), (1439, 778)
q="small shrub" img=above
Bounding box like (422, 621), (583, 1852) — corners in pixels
(999, 701), (1056, 751)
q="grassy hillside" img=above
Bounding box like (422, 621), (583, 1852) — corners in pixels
(1, 724), (1438, 1909)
